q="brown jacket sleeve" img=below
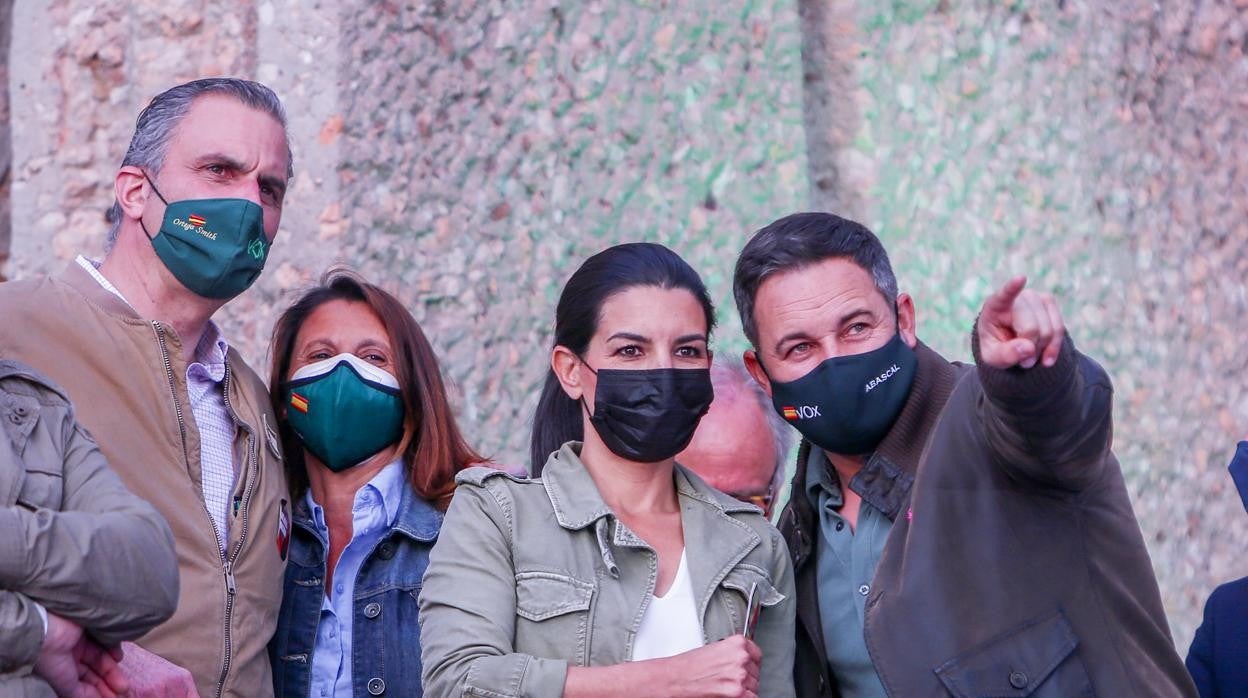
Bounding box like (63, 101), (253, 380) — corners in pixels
(0, 372), (180, 652)
(971, 326), (1115, 491)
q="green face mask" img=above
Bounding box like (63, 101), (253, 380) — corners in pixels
(283, 353), (406, 473)
(141, 173), (269, 299)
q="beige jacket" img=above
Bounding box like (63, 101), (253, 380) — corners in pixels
(420, 442), (797, 697)
(0, 360), (179, 697)
(0, 264), (289, 698)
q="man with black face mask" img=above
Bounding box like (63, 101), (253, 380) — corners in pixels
(733, 212), (1195, 697)
(0, 78), (293, 698)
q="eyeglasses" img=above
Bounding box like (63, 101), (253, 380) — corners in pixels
(735, 480), (777, 516)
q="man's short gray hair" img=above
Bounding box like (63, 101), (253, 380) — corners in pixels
(105, 77), (293, 251)
(712, 356), (795, 493)
(733, 212), (899, 348)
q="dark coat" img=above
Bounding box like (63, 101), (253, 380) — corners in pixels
(777, 335), (1196, 697)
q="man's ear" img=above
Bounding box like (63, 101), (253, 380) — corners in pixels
(115, 166), (151, 222)
(743, 349), (773, 398)
(896, 293), (918, 349)
(551, 346), (584, 401)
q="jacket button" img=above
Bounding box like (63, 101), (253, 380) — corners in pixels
(367, 677), (385, 695)
(377, 541), (396, 560)
(1009, 670), (1028, 689)
(364, 602), (381, 619)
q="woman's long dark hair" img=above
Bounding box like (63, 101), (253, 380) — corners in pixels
(269, 269), (487, 510)
(528, 243), (716, 474)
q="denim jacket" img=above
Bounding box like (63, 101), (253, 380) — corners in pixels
(419, 442), (797, 697)
(270, 478), (442, 697)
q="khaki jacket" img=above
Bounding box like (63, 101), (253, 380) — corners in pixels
(0, 265), (289, 698)
(0, 359), (178, 697)
(420, 442), (797, 697)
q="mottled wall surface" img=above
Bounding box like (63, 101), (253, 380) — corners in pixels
(9, 1), (257, 273)
(803, 0), (1248, 650)
(330, 1), (808, 465)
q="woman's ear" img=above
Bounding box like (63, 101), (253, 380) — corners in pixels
(551, 346), (584, 401)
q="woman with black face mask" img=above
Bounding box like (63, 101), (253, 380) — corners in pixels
(420, 243), (796, 698)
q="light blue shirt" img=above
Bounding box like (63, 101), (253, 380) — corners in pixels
(307, 459), (404, 698)
(806, 448), (892, 698)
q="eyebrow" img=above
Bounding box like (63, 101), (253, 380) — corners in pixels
(195, 153), (287, 197)
(607, 332), (650, 344)
(606, 332), (708, 345)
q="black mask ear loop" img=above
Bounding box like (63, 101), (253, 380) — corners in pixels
(137, 171), (171, 243)
(576, 356), (599, 419)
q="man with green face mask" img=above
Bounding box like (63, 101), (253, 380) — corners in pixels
(733, 212), (1195, 697)
(0, 78), (294, 698)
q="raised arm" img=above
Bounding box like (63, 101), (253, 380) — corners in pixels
(971, 276), (1114, 491)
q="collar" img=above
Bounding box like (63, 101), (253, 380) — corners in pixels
(71, 257), (230, 367)
(75, 255), (133, 309)
(61, 259), (142, 320)
(540, 442), (760, 532)
(804, 447), (844, 509)
(788, 341), (965, 524)
(295, 459), (443, 543)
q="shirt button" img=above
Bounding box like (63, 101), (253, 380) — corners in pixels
(835, 521), (845, 532)
(1009, 671), (1028, 689)
(858, 584), (870, 596)
(367, 677), (385, 695)
(335, 584), (344, 595)
(364, 602), (381, 619)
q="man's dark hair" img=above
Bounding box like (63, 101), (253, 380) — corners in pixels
(732, 212), (899, 347)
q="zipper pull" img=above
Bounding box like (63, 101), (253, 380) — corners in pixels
(224, 563), (237, 595)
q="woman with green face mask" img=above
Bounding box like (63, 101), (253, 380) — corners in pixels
(419, 243), (797, 698)
(266, 270), (488, 697)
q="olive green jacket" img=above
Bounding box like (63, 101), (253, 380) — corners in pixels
(0, 360), (179, 697)
(420, 442), (796, 697)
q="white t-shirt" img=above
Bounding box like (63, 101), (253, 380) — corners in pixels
(630, 549), (704, 661)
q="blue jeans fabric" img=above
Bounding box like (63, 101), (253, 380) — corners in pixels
(270, 481), (442, 697)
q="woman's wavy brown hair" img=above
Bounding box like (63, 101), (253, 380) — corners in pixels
(268, 269), (485, 509)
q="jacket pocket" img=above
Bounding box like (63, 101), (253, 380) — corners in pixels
(934, 610), (1093, 697)
(719, 565), (785, 634)
(514, 571), (595, 666)
(515, 571), (594, 621)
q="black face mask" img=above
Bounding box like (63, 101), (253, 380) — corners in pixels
(767, 331), (917, 456)
(580, 364), (714, 463)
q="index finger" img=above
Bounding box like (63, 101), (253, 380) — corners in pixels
(983, 276), (1028, 314)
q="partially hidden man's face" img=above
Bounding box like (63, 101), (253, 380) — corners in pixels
(745, 257), (917, 394)
(145, 94), (290, 243)
(677, 380), (778, 514)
